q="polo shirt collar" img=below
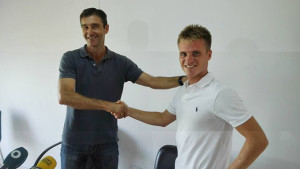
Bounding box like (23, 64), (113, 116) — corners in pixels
(79, 45), (113, 60)
(184, 72), (214, 88)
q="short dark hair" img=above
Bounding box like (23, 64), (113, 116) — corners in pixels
(80, 8), (108, 27)
(177, 24), (212, 51)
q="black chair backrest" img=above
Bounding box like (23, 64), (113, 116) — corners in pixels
(154, 145), (178, 169)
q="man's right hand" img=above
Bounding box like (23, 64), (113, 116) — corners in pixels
(110, 101), (128, 119)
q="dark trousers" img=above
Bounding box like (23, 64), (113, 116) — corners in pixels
(61, 142), (119, 169)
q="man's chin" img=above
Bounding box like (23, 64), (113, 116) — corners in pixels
(86, 43), (98, 48)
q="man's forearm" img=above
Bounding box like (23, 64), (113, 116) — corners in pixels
(228, 132), (268, 169)
(136, 73), (187, 89)
(150, 76), (187, 89)
(59, 90), (114, 112)
(128, 107), (167, 126)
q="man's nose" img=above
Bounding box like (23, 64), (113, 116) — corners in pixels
(186, 54), (194, 62)
(85, 28), (93, 35)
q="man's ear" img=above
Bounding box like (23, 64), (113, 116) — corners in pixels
(105, 24), (109, 34)
(208, 50), (212, 60)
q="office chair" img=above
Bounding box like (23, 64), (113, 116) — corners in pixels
(154, 145), (177, 169)
(0, 110), (4, 162)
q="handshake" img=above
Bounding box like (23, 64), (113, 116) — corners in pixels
(110, 100), (129, 119)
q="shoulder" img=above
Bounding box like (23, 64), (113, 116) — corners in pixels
(214, 81), (238, 103)
(107, 48), (127, 60)
(210, 78), (227, 90)
(65, 46), (83, 56)
(201, 78), (229, 100)
(213, 82), (245, 113)
(207, 78), (242, 107)
(62, 47), (83, 60)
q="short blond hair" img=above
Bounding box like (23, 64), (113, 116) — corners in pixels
(177, 24), (212, 51)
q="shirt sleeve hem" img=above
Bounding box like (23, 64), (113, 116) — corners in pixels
(231, 114), (253, 128)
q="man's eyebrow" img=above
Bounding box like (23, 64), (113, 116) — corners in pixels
(91, 23), (100, 26)
(81, 23), (100, 27)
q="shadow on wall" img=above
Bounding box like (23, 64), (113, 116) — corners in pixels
(127, 20), (149, 51)
(118, 128), (143, 169)
(10, 109), (35, 145)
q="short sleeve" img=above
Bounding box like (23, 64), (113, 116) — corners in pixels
(59, 52), (76, 79)
(167, 88), (183, 115)
(167, 96), (176, 115)
(124, 57), (143, 83)
(213, 88), (252, 127)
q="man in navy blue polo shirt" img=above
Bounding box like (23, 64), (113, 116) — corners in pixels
(58, 8), (186, 169)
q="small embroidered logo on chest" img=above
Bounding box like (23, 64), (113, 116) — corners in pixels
(195, 107), (198, 112)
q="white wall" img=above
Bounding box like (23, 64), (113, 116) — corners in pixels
(0, 0), (299, 168)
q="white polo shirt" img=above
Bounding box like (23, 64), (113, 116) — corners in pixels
(167, 73), (252, 169)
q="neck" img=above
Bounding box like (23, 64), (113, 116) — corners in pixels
(188, 71), (208, 85)
(86, 45), (106, 64)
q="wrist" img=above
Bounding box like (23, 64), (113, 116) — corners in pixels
(178, 76), (185, 86)
(102, 100), (114, 112)
(127, 107), (132, 117)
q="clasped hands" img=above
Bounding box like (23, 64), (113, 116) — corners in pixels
(110, 100), (128, 119)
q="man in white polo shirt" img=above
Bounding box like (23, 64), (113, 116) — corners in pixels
(113, 24), (268, 169)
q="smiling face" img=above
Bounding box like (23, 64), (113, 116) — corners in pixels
(178, 39), (212, 84)
(80, 15), (109, 49)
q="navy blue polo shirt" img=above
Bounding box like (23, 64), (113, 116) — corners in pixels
(59, 45), (143, 144)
